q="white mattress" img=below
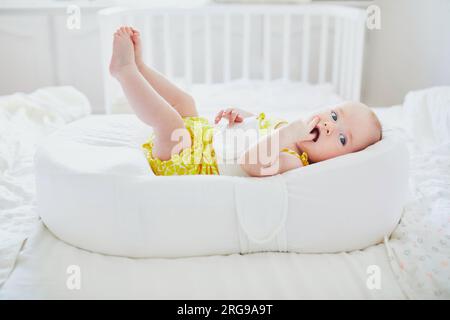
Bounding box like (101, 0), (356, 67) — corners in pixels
(2, 83), (449, 299)
(1, 223), (404, 299)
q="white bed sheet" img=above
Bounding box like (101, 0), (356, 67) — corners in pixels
(0, 86), (91, 288)
(0, 223), (403, 299)
(1, 83), (449, 299)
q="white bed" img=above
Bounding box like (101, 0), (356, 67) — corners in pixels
(0, 83), (449, 299)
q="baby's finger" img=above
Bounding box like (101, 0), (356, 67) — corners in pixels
(307, 116), (320, 132)
(226, 111), (235, 124)
(301, 132), (316, 142)
(225, 111), (237, 127)
(223, 110), (234, 122)
(214, 110), (224, 123)
(230, 111), (239, 124)
(235, 115), (244, 122)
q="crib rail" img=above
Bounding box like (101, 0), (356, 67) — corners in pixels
(99, 4), (366, 113)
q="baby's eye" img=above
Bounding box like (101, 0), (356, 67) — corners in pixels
(331, 110), (338, 121)
(339, 133), (346, 146)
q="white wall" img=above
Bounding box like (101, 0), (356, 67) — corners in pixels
(362, 0), (450, 106)
(0, 6), (106, 111)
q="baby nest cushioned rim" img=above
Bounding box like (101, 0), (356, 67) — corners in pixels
(34, 115), (410, 257)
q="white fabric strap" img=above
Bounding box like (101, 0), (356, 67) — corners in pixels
(234, 175), (288, 253)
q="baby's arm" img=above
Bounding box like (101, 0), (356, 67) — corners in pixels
(239, 117), (319, 177)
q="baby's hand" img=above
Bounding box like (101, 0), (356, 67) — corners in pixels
(303, 116), (320, 142)
(287, 116), (320, 143)
(214, 108), (244, 127)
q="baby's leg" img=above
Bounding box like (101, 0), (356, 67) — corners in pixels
(130, 28), (198, 118)
(110, 28), (191, 161)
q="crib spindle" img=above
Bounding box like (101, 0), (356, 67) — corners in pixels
(124, 14), (133, 28)
(318, 15), (329, 84)
(184, 14), (192, 83)
(353, 17), (365, 101)
(144, 18), (153, 67)
(339, 19), (349, 99)
(345, 20), (356, 100)
(242, 14), (250, 79)
(263, 14), (271, 82)
(332, 17), (342, 93)
(301, 15), (310, 83)
(282, 13), (291, 81)
(205, 14), (212, 84)
(99, 15), (114, 114)
(224, 13), (231, 82)
(163, 14), (173, 79)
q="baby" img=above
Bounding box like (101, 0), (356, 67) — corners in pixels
(110, 26), (382, 177)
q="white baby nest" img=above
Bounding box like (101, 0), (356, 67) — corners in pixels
(34, 114), (410, 258)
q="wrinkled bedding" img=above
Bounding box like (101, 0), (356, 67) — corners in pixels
(0, 87), (91, 286)
(383, 87), (450, 299)
(0, 83), (449, 299)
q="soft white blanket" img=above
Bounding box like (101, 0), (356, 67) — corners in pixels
(0, 87), (91, 286)
(385, 87), (450, 299)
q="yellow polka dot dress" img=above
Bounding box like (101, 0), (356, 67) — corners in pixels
(142, 113), (309, 176)
(142, 116), (219, 176)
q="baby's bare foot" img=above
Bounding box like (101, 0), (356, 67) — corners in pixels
(131, 28), (144, 68)
(109, 26), (137, 78)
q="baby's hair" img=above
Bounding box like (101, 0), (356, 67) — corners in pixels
(350, 101), (383, 146)
(369, 109), (383, 141)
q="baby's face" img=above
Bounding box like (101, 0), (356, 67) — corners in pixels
(297, 102), (381, 163)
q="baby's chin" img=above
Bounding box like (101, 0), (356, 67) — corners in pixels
(296, 140), (317, 160)
(297, 140), (332, 163)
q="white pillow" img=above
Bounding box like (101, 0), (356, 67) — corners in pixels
(34, 115), (409, 257)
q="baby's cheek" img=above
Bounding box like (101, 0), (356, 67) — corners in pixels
(311, 141), (334, 160)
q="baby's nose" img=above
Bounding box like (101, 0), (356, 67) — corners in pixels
(323, 121), (335, 135)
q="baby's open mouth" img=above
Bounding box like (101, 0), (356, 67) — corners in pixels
(311, 127), (320, 142)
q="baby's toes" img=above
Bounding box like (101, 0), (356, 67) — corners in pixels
(133, 33), (141, 44)
(120, 26), (129, 35)
(115, 28), (123, 36)
(125, 26), (134, 36)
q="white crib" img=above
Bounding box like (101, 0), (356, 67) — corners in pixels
(99, 4), (366, 114)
